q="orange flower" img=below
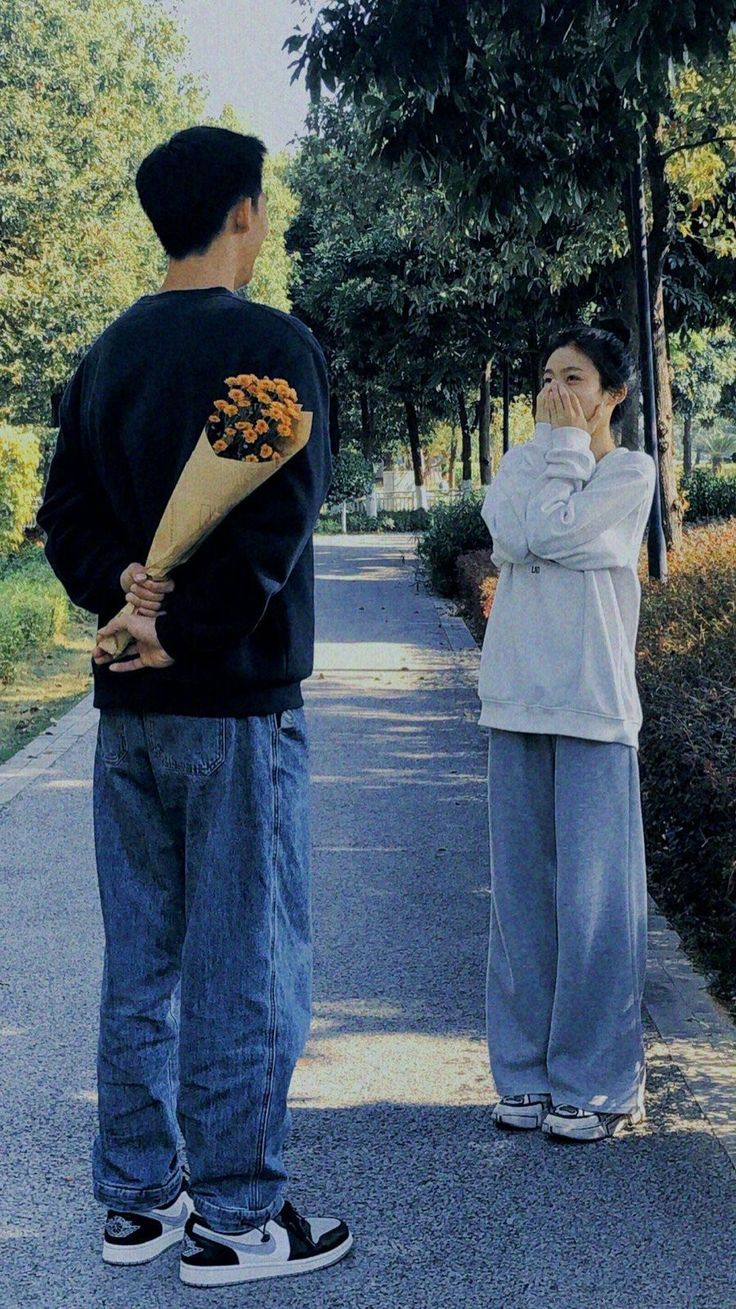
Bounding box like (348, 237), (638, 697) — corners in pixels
(224, 376), (238, 385)
(213, 399), (229, 411)
(208, 412), (221, 423)
(260, 443), (274, 458)
(255, 419), (269, 434)
(223, 403), (238, 416)
(245, 453), (259, 462)
(212, 439), (228, 452)
(235, 421), (249, 430)
(228, 389), (246, 404)
(225, 426), (236, 435)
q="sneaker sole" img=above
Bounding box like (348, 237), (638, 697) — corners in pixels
(493, 1107), (547, 1130)
(179, 1232), (354, 1287)
(103, 1226), (187, 1265)
(543, 1108), (646, 1143)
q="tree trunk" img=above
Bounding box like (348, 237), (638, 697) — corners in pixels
(448, 427), (458, 490)
(645, 123), (683, 549)
(329, 387), (341, 457)
(359, 388), (374, 462)
(479, 359), (492, 486)
(502, 358), (510, 456)
(683, 412), (693, 475)
(527, 342), (541, 415)
(405, 399), (424, 487)
(458, 389), (473, 490)
(651, 275), (682, 548)
(615, 250), (642, 451)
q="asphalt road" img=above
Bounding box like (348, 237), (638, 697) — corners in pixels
(1, 535), (735, 1309)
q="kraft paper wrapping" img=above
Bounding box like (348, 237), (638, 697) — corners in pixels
(97, 408), (313, 659)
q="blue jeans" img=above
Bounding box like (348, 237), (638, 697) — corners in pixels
(486, 729), (648, 1114)
(92, 708), (311, 1232)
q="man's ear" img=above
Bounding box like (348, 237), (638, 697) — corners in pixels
(232, 196), (253, 234)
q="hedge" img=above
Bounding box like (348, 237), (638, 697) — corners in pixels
(681, 467), (736, 522)
(0, 548), (70, 684)
(415, 494), (488, 595)
(0, 425), (43, 556)
(635, 520), (736, 1004)
(316, 508), (431, 534)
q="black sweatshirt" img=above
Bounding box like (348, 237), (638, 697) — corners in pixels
(38, 287), (332, 718)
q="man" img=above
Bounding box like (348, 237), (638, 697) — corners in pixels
(38, 125), (352, 1289)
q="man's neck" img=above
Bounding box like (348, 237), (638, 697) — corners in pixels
(158, 257), (237, 294)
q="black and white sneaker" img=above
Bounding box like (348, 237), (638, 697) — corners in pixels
(493, 1093), (552, 1130)
(103, 1180), (193, 1265)
(179, 1200), (353, 1287)
(542, 1104), (646, 1142)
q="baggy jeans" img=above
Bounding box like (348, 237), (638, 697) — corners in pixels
(486, 728), (647, 1114)
(92, 707), (311, 1232)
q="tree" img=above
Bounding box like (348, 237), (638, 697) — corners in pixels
(671, 326), (736, 471)
(0, 0), (203, 424)
(0, 5), (300, 426)
(289, 1), (736, 550)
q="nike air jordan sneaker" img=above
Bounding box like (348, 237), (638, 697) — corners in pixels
(179, 1200), (353, 1286)
(102, 1179), (193, 1265)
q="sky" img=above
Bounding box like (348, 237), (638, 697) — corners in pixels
(159, 0), (313, 153)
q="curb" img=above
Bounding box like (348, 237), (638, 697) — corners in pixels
(0, 693), (97, 812)
(428, 587), (736, 1172)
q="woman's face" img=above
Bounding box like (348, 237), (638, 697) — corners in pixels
(543, 344), (624, 425)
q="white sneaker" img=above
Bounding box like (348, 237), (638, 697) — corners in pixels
(492, 1093), (552, 1130)
(542, 1104), (646, 1142)
(103, 1180), (193, 1265)
(179, 1200), (353, 1287)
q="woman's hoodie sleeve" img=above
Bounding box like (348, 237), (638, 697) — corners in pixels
(480, 423), (551, 565)
(525, 427), (657, 570)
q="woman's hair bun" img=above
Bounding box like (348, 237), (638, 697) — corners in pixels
(593, 314), (632, 349)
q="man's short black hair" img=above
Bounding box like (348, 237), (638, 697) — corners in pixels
(136, 126), (267, 260)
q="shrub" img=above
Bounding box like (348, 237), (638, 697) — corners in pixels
(379, 508), (430, 532)
(0, 547), (69, 684)
(635, 519), (736, 1004)
(456, 549), (499, 640)
(681, 467), (736, 522)
(415, 493), (488, 595)
(326, 446), (375, 506)
(315, 515), (344, 534)
(0, 426), (43, 557)
(315, 507), (431, 534)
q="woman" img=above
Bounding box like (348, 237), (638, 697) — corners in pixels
(479, 316), (657, 1143)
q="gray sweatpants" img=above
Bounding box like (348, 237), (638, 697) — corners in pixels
(486, 728), (647, 1114)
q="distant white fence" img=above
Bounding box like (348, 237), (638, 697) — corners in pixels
(327, 489), (463, 518)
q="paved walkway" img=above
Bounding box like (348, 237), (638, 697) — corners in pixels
(1, 535), (735, 1309)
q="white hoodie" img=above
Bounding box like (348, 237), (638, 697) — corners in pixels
(478, 421), (657, 749)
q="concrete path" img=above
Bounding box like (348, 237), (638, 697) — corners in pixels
(1, 535), (736, 1309)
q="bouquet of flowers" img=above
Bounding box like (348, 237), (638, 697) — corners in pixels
(97, 374), (312, 658)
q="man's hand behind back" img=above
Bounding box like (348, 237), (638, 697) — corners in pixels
(93, 613), (175, 673)
(120, 563), (175, 616)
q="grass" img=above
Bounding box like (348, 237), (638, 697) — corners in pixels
(0, 546), (97, 765)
